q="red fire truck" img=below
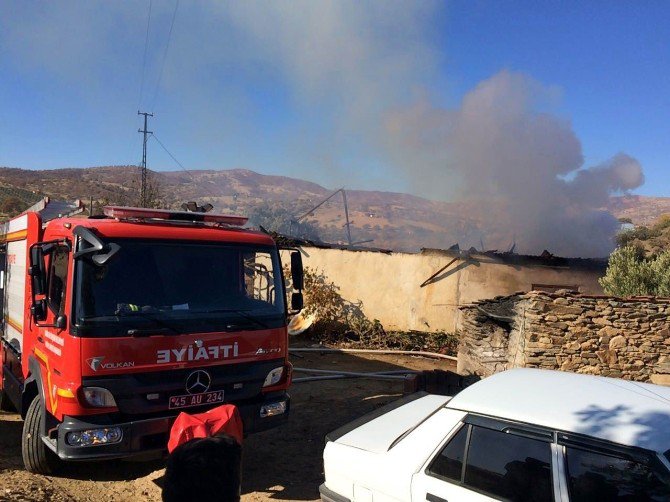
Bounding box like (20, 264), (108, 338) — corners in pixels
(0, 205), (303, 474)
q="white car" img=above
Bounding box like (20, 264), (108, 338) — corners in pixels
(321, 368), (670, 502)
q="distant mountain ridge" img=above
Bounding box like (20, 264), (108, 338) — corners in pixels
(0, 165), (666, 254)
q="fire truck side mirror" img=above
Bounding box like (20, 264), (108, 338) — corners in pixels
(55, 315), (66, 330)
(29, 245), (48, 322)
(31, 301), (47, 322)
(289, 251), (304, 313)
(29, 246), (47, 296)
(73, 226), (120, 266)
(291, 292), (304, 311)
(290, 251), (304, 291)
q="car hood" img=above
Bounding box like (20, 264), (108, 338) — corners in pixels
(330, 393), (452, 454)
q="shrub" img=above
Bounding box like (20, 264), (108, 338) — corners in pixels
(650, 252), (670, 297)
(599, 246), (670, 297)
(296, 266), (378, 338)
(286, 266), (458, 354)
(615, 226), (660, 247)
(0, 196), (25, 216)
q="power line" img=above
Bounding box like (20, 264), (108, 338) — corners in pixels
(126, 0), (153, 170)
(151, 133), (193, 181)
(150, 0), (179, 111)
(137, 0), (153, 110)
(150, 134), (220, 199)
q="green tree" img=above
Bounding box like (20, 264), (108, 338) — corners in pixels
(599, 246), (655, 297)
(650, 252), (670, 297)
(615, 226), (659, 247)
(599, 246), (670, 297)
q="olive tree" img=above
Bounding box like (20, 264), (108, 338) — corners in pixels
(599, 246), (670, 297)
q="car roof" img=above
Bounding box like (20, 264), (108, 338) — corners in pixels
(446, 368), (670, 453)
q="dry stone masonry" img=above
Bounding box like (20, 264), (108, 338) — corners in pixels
(458, 291), (670, 385)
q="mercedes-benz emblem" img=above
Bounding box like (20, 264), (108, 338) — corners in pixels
(185, 370), (211, 395)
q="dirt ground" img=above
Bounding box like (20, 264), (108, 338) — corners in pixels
(0, 350), (455, 502)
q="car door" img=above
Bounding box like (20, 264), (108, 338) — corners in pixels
(557, 434), (670, 501)
(411, 423), (493, 501)
(411, 416), (558, 502)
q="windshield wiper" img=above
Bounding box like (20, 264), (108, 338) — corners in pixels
(127, 327), (174, 337)
(117, 311), (182, 335)
(202, 309), (270, 330)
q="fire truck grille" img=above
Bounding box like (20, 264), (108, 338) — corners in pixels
(81, 358), (284, 416)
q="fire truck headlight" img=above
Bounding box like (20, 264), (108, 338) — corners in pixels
(81, 387), (117, 408)
(66, 427), (123, 447)
(263, 367), (284, 387)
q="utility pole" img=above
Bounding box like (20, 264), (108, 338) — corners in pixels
(296, 188), (354, 246)
(341, 189), (352, 247)
(137, 111), (153, 207)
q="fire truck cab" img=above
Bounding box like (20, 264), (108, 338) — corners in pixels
(0, 205), (302, 474)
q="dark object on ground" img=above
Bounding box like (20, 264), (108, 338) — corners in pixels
(404, 370), (481, 396)
(162, 434), (242, 502)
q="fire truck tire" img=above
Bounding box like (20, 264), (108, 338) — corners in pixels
(22, 396), (59, 475)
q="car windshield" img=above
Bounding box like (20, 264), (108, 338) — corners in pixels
(74, 239), (285, 336)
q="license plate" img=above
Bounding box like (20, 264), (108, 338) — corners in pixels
(169, 390), (225, 410)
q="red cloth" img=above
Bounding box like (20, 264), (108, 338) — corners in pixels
(167, 404), (244, 453)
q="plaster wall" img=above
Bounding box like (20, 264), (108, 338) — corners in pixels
(294, 246), (604, 333)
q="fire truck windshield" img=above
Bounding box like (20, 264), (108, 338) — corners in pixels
(73, 239), (286, 337)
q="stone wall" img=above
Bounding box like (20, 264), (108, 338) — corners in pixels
(458, 291), (670, 385)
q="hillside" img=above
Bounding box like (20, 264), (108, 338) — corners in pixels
(606, 195), (670, 227)
(0, 165), (666, 254)
(0, 166), (490, 252)
(614, 215), (670, 257)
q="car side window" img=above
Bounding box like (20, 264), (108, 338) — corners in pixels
(566, 446), (670, 501)
(428, 424), (468, 482)
(465, 426), (553, 501)
(427, 423), (553, 502)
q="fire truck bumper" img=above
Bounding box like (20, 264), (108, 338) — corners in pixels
(52, 391), (290, 460)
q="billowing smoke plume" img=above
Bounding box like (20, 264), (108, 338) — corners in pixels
(384, 71), (644, 257)
(0, 4), (644, 257)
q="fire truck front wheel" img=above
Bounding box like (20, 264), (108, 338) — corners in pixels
(22, 396), (59, 475)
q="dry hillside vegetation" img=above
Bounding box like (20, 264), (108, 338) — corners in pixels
(0, 166), (666, 254)
(608, 195), (670, 227)
(616, 214), (670, 257)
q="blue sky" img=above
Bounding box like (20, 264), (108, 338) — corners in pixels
(0, 1), (668, 198)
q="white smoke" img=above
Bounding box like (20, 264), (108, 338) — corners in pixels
(0, 4), (644, 256)
(383, 70), (644, 257)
